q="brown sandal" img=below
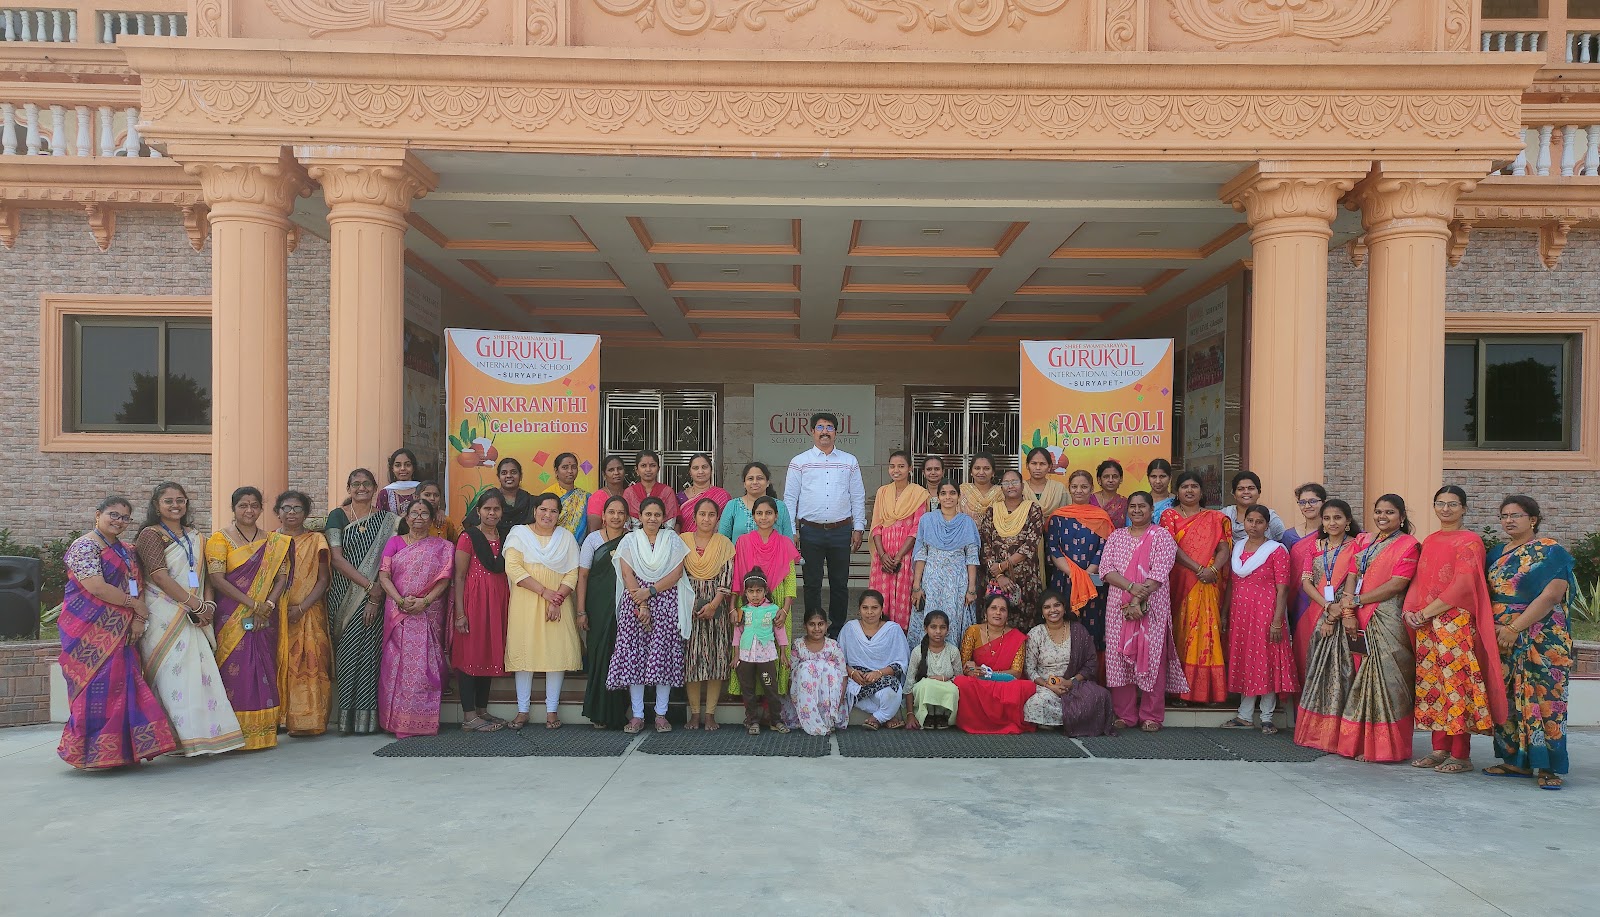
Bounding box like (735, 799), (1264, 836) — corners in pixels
(506, 713), (530, 731)
(1411, 751), (1450, 769)
(1434, 757), (1472, 774)
(1140, 721), (1162, 733)
(545, 712), (562, 729)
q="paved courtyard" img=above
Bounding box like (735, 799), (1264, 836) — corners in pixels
(1, 723), (1594, 916)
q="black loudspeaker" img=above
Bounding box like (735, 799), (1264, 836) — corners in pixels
(0, 557), (43, 640)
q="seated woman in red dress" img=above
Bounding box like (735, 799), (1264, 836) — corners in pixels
(953, 595), (1038, 734)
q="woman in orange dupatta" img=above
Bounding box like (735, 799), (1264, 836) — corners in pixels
(1159, 471), (1230, 703)
(206, 486), (294, 750)
(1295, 493), (1420, 763)
(273, 490), (332, 736)
(870, 450), (928, 633)
(1401, 486), (1507, 774)
(1046, 469), (1112, 650)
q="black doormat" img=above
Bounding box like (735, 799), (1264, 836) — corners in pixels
(1195, 727), (1329, 763)
(373, 726), (634, 758)
(836, 728), (1090, 759)
(1076, 728), (1240, 761)
(637, 726), (830, 757)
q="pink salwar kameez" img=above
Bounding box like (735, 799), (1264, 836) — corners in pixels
(869, 483), (926, 632)
(377, 535), (454, 739)
(1100, 525), (1186, 726)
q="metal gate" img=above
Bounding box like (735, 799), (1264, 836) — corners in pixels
(602, 389), (719, 491)
(908, 391), (1020, 485)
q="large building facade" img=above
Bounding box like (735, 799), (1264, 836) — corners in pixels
(3, 1), (1596, 541)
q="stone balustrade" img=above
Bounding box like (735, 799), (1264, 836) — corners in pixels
(1482, 29), (1546, 52)
(1499, 125), (1600, 177)
(0, 100), (151, 157)
(0, 5), (183, 43)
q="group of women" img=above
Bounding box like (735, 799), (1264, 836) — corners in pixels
(54, 446), (1578, 790)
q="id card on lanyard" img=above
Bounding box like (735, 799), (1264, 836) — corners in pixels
(99, 531), (137, 596)
(1353, 534), (1392, 599)
(1321, 540), (1350, 602)
(161, 522), (201, 589)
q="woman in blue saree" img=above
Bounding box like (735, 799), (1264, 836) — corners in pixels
(1483, 495), (1576, 790)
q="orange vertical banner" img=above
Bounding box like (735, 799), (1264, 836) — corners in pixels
(1019, 339), (1175, 495)
(444, 330), (600, 519)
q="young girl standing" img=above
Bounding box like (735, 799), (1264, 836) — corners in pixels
(1222, 504), (1299, 734)
(784, 608), (848, 735)
(733, 567), (790, 734)
(905, 609), (962, 729)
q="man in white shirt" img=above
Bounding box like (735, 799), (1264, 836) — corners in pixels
(1222, 470), (1285, 542)
(783, 412), (866, 637)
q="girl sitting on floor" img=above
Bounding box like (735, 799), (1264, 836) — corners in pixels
(784, 608), (849, 735)
(906, 609), (962, 730)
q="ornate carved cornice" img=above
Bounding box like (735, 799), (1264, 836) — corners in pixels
(124, 45), (1539, 158)
(0, 159), (203, 250)
(1169, 0), (1398, 48)
(1452, 175), (1600, 268)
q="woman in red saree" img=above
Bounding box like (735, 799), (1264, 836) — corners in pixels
(376, 500), (456, 739)
(953, 595), (1037, 734)
(1401, 486), (1506, 773)
(1295, 494), (1420, 763)
(623, 450), (680, 530)
(1159, 471), (1229, 703)
(869, 449), (928, 632)
(57, 497), (179, 769)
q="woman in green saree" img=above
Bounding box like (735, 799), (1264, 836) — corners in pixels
(578, 495), (631, 728)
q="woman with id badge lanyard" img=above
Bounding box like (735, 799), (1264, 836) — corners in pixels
(1295, 494), (1418, 762)
(132, 483), (245, 756)
(206, 486), (293, 750)
(57, 496), (180, 769)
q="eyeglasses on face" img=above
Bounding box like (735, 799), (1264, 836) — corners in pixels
(1433, 501), (1463, 510)
(104, 512), (132, 522)
(813, 424), (835, 432)
(1498, 513), (1530, 522)
(1297, 499), (1322, 507)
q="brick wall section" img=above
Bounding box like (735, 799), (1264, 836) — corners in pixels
(0, 641), (58, 727)
(0, 208), (330, 544)
(1325, 228), (1600, 541)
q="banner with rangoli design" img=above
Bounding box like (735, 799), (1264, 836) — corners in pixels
(444, 330), (600, 519)
(1019, 339), (1175, 496)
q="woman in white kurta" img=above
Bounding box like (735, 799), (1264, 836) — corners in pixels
(504, 493), (583, 730)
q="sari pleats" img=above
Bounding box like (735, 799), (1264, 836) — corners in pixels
(278, 532), (332, 736)
(328, 509), (399, 735)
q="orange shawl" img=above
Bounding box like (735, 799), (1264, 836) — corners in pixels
(1050, 502), (1114, 540)
(871, 482), (930, 532)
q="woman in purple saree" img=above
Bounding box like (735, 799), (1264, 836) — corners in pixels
(206, 486), (294, 750)
(377, 500), (456, 739)
(57, 496), (179, 770)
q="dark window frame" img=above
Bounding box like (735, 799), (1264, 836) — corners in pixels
(68, 316), (212, 434)
(1445, 332), (1574, 451)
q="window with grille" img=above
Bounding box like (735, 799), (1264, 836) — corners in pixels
(908, 391), (1020, 486)
(602, 389), (720, 490)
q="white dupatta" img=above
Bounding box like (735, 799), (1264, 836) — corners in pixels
(614, 527), (697, 639)
(1231, 539), (1285, 579)
(504, 524), (580, 576)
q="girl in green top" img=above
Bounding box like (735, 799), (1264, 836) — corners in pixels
(734, 568), (789, 735)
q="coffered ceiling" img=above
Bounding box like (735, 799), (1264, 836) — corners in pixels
(303, 153), (1281, 344)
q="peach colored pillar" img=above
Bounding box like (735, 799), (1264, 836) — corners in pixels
(1349, 163), (1486, 535)
(184, 151), (306, 514)
(1223, 162), (1368, 519)
(301, 150), (436, 507)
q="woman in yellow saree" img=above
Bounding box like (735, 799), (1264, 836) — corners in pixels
(273, 490), (332, 736)
(206, 486), (293, 750)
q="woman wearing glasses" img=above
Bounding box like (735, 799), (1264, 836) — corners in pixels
(1482, 495), (1576, 790)
(1402, 486), (1505, 775)
(1282, 483), (1326, 673)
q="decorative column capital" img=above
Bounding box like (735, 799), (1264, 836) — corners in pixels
(181, 148), (310, 215)
(1221, 162), (1370, 241)
(1347, 161), (1491, 239)
(300, 148), (438, 223)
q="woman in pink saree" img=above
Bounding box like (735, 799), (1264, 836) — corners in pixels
(869, 450), (928, 632)
(377, 500), (456, 739)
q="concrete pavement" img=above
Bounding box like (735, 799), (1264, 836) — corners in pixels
(1, 724), (1593, 916)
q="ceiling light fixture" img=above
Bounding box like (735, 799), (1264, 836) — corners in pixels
(903, 270), (923, 276)
(721, 268), (741, 275)
(487, 220), (512, 228)
(921, 228), (944, 235)
(1136, 230), (1161, 237)
(1087, 272), (1107, 277)
(537, 265), (556, 271)
(707, 225), (731, 232)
